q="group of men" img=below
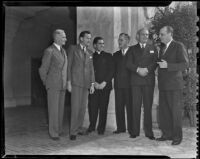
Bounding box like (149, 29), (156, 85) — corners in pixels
(39, 25), (188, 146)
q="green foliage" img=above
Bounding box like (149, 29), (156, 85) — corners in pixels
(150, 2), (198, 126)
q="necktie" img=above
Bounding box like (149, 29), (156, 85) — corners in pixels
(82, 47), (86, 59)
(83, 46), (86, 52)
(163, 45), (167, 55)
(122, 49), (125, 56)
(141, 44), (145, 52)
(60, 47), (64, 57)
(142, 44), (145, 49)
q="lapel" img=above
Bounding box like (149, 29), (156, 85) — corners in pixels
(77, 44), (85, 59)
(52, 44), (64, 62)
(142, 43), (150, 56)
(136, 43), (145, 58)
(84, 48), (92, 64)
(161, 40), (175, 58)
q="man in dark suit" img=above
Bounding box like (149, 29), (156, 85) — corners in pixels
(87, 37), (114, 135)
(113, 33), (132, 134)
(67, 31), (95, 140)
(126, 28), (158, 139)
(39, 29), (68, 140)
(156, 26), (188, 145)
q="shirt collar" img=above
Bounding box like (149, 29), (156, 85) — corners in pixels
(96, 51), (101, 55)
(53, 43), (61, 51)
(121, 47), (129, 55)
(139, 43), (146, 48)
(166, 39), (173, 49)
(80, 43), (86, 50)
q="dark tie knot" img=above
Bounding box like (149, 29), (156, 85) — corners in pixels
(83, 47), (86, 52)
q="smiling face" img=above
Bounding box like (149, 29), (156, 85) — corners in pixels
(94, 39), (104, 52)
(138, 29), (149, 44)
(80, 33), (92, 47)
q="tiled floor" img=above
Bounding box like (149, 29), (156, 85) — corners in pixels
(4, 106), (198, 158)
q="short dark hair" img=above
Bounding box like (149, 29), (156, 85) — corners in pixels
(119, 33), (130, 42)
(79, 31), (91, 39)
(93, 37), (103, 45)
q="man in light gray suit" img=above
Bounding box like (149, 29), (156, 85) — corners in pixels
(67, 31), (95, 140)
(39, 29), (68, 140)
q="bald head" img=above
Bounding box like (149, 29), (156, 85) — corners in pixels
(53, 29), (67, 46)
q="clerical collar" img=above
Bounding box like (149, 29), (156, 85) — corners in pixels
(139, 43), (146, 48)
(54, 43), (61, 51)
(96, 51), (101, 55)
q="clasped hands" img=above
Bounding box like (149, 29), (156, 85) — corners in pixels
(137, 67), (148, 77)
(94, 81), (107, 90)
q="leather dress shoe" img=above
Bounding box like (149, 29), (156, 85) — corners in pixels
(77, 132), (84, 135)
(156, 137), (172, 141)
(87, 128), (95, 133)
(129, 135), (138, 138)
(146, 136), (155, 140)
(50, 136), (59, 140)
(113, 130), (126, 134)
(171, 140), (182, 145)
(98, 131), (104, 135)
(70, 135), (76, 140)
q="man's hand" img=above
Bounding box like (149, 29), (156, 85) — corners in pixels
(67, 81), (72, 92)
(94, 82), (100, 89)
(90, 84), (95, 94)
(99, 81), (107, 89)
(157, 59), (168, 68)
(137, 67), (148, 77)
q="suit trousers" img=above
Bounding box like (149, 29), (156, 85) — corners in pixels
(159, 90), (183, 141)
(114, 88), (132, 133)
(47, 89), (65, 137)
(88, 89), (111, 133)
(131, 85), (154, 137)
(70, 85), (89, 135)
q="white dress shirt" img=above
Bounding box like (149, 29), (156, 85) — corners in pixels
(121, 47), (129, 55)
(53, 42), (61, 51)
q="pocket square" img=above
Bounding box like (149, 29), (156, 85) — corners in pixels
(150, 50), (154, 54)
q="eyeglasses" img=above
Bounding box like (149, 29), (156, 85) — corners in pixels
(140, 33), (149, 36)
(97, 42), (104, 45)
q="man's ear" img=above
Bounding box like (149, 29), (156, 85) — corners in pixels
(80, 37), (83, 42)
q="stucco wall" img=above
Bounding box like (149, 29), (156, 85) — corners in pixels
(77, 7), (159, 129)
(4, 7), (76, 107)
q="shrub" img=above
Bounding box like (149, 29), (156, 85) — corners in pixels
(150, 2), (198, 127)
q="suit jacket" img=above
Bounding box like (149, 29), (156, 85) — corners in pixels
(158, 40), (189, 90)
(67, 44), (95, 89)
(39, 44), (68, 90)
(113, 48), (132, 89)
(126, 43), (158, 86)
(93, 51), (114, 90)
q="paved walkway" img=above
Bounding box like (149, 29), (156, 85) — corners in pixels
(4, 106), (197, 158)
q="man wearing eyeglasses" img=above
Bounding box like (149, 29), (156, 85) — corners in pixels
(87, 37), (114, 135)
(126, 28), (158, 139)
